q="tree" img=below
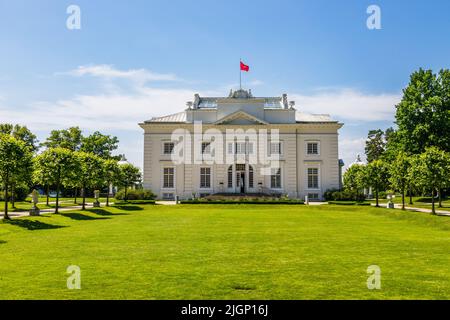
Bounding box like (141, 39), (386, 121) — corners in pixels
(32, 157), (53, 206)
(0, 135), (33, 219)
(117, 163), (141, 201)
(343, 164), (366, 200)
(42, 127), (82, 151)
(365, 129), (386, 163)
(34, 148), (76, 213)
(411, 147), (450, 214)
(0, 124), (39, 152)
(103, 159), (120, 206)
(80, 132), (119, 159)
(395, 69), (450, 154)
(73, 151), (104, 210)
(364, 159), (389, 207)
(389, 152), (412, 210)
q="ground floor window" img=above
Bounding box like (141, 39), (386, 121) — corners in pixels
(307, 168), (319, 189)
(308, 193), (320, 200)
(227, 166), (233, 188)
(249, 165), (254, 188)
(163, 167), (174, 188)
(271, 168), (281, 189)
(200, 167), (211, 188)
(162, 192), (174, 200)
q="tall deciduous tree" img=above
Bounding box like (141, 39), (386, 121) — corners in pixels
(343, 164), (366, 201)
(364, 159), (389, 207)
(0, 124), (39, 152)
(389, 152), (412, 210)
(73, 151), (104, 210)
(42, 127), (82, 151)
(80, 132), (119, 159)
(410, 147), (450, 214)
(396, 69), (450, 154)
(34, 148), (76, 213)
(0, 135), (33, 219)
(365, 129), (386, 163)
(103, 159), (120, 206)
(117, 163), (141, 201)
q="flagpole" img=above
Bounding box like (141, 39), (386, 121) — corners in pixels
(239, 59), (242, 90)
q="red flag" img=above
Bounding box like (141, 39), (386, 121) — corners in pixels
(240, 61), (249, 72)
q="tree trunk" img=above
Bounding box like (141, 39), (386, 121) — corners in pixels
(402, 189), (405, 210)
(82, 186), (86, 210)
(124, 186), (128, 201)
(375, 189), (379, 207)
(74, 188), (77, 204)
(55, 169), (60, 214)
(106, 191), (110, 207)
(409, 185), (413, 205)
(11, 184), (15, 208)
(3, 181), (9, 220)
(431, 189), (436, 215)
(438, 188), (442, 208)
(46, 185), (49, 206)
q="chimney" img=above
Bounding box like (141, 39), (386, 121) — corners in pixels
(282, 94), (288, 109)
(193, 94), (200, 109)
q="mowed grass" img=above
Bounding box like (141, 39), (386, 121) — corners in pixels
(0, 204), (450, 300)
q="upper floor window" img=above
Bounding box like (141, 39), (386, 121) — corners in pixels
(236, 142), (246, 155)
(270, 142), (282, 155)
(307, 142), (319, 155)
(228, 142), (253, 155)
(163, 142), (175, 155)
(201, 142), (211, 154)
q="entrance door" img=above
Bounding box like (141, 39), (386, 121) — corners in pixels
(235, 164), (246, 194)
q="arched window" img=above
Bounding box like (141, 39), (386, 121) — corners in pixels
(227, 166), (233, 188)
(249, 165), (254, 188)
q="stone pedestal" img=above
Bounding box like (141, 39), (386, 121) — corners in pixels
(93, 201), (100, 208)
(30, 207), (40, 216)
(387, 202), (395, 209)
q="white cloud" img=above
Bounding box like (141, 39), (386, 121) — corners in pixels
(65, 64), (179, 83)
(291, 89), (401, 121)
(339, 137), (366, 170)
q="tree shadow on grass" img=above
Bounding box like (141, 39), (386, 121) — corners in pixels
(112, 205), (143, 211)
(61, 213), (110, 221)
(87, 208), (128, 216)
(3, 219), (66, 231)
(0, 240), (6, 244)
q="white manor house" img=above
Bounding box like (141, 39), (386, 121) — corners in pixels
(139, 89), (344, 200)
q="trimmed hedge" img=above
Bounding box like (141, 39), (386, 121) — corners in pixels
(180, 199), (305, 205)
(115, 189), (156, 201)
(114, 199), (156, 205)
(328, 201), (371, 206)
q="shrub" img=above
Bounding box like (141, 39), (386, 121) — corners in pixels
(115, 189), (156, 201)
(324, 189), (366, 202)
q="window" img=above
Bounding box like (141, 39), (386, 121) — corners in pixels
(228, 143), (234, 154)
(249, 165), (254, 188)
(308, 193), (319, 200)
(307, 142), (319, 155)
(163, 167), (174, 188)
(236, 142), (246, 154)
(307, 168), (319, 189)
(162, 193), (174, 200)
(200, 167), (211, 188)
(270, 168), (281, 189)
(201, 142), (211, 154)
(227, 166), (233, 188)
(270, 142), (281, 155)
(163, 142), (175, 155)
(247, 142), (254, 154)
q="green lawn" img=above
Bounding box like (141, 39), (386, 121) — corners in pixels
(0, 204), (449, 299)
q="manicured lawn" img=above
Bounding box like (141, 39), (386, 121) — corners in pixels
(0, 204), (449, 299)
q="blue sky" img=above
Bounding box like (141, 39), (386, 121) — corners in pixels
(1, 0), (450, 168)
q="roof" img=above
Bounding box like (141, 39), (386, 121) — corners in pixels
(145, 111), (187, 123)
(144, 111), (337, 124)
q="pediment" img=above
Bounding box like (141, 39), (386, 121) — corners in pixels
(214, 110), (268, 125)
